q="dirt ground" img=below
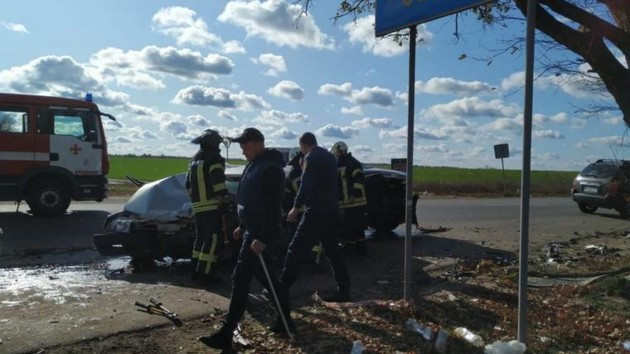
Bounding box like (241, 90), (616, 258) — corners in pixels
(10, 225), (628, 354)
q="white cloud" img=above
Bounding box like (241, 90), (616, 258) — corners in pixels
(174, 85), (271, 111)
(162, 120), (194, 140)
(318, 82), (394, 107)
(316, 124), (359, 139)
(379, 126), (446, 141)
(351, 117), (393, 129)
(588, 135), (630, 147)
(501, 67), (609, 99)
(353, 145), (374, 153)
(112, 136), (133, 144)
(89, 46), (234, 89)
(318, 82), (353, 96)
(268, 80), (304, 101)
(254, 109), (310, 125)
(1, 21), (28, 34)
(152, 6), (245, 54)
(188, 114), (210, 127)
(482, 117), (522, 132)
(258, 53), (286, 76)
(218, 110), (237, 121)
(416, 144), (449, 153)
(0, 55), (130, 108)
(271, 127), (298, 140)
(218, 0), (334, 50)
(343, 15), (432, 57)
(533, 129), (565, 139)
(415, 77), (495, 96)
(424, 97), (520, 121)
(341, 106), (363, 115)
(550, 112), (569, 124)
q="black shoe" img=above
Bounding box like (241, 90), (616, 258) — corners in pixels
(198, 330), (232, 350)
(322, 290), (351, 303)
(268, 317), (296, 336)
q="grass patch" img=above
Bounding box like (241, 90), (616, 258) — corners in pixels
(108, 156), (577, 196)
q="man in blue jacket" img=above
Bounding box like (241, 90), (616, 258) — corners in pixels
(199, 127), (287, 350)
(276, 132), (351, 333)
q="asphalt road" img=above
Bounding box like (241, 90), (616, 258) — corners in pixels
(0, 196), (627, 353)
(1, 196), (627, 261)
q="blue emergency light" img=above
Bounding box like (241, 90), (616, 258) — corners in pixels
(85, 93), (93, 102)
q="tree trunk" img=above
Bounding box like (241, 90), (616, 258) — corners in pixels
(513, 0), (630, 128)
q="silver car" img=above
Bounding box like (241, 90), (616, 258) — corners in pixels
(571, 159), (630, 217)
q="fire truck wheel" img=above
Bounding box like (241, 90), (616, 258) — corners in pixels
(26, 181), (71, 217)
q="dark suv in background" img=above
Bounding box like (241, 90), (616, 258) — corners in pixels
(572, 159), (630, 218)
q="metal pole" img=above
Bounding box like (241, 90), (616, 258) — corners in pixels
(518, 0), (537, 344)
(501, 158), (506, 195)
(257, 253), (295, 342)
(404, 25), (417, 302)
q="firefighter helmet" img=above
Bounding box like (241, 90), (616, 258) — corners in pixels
(331, 141), (348, 155)
(191, 129), (222, 148)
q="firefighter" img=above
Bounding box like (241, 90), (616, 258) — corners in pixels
(330, 141), (368, 254)
(187, 129), (228, 285)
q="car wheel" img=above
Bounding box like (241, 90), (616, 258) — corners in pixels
(26, 181), (71, 217)
(578, 203), (598, 214)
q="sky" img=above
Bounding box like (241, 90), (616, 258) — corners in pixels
(1, 0), (627, 171)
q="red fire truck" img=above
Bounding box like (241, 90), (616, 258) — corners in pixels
(0, 93), (113, 216)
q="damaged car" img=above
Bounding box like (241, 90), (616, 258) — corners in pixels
(94, 163), (418, 265)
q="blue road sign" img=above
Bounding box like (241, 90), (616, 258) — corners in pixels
(375, 0), (492, 36)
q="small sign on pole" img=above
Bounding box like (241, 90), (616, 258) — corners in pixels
(494, 143), (509, 195)
(391, 158), (407, 172)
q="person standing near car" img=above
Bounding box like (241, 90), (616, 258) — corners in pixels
(199, 127), (288, 351)
(330, 141), (368, 254)
(187, 129), (228, 285)
(279, 132), (351, 314)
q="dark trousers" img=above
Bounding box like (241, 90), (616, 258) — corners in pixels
(279, 210), (350, 290)
(340, 207), (367, 242)
(224, 234), (283, 332)
(192, 211), (222, 275)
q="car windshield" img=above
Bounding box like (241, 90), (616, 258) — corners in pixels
(580, 163), (618, 178)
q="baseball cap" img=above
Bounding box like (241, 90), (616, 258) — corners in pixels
(231, 127), (264, 143)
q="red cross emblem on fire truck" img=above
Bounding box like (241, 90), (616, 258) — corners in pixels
(70, 144), (82, 155)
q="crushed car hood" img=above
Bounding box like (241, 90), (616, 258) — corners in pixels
(123, 165), (246, 222)
(124, 173), (192, 222)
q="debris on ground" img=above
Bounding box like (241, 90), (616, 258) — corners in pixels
(484, 340), (526, 354)
(405, 318), (433, 340)
(349, 340), (364, 354)
(453, 327), (484, 347)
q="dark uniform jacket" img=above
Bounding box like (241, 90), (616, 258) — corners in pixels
(186, 149), (227, 214)
(336, 153), (367, 209)
(284, 152), (303, 212)
(236, 149), (285, 244)
(294, 146), (338, 213)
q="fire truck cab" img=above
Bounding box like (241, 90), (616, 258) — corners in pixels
(0, 93), (112, 216)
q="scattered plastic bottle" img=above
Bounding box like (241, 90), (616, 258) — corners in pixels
(435, 330), (448, 353)
(350, 340), (364, 354)
(454, 327), (484, 347)
(484, 340), (526, 354)
(405, 319), (433, 340)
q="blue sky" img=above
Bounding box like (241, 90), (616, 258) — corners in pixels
(1, 0), (627, 171)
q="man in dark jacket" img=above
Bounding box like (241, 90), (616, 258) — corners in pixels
(186, 129), (227, 284)
(330, 141), (368, 253)
(199, 127), (287, 351)
(278, 132), (351, 319)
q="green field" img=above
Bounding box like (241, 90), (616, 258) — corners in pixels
(108, 155), (577, 196)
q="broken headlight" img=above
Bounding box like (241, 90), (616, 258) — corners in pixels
(107, 218), (133, 233)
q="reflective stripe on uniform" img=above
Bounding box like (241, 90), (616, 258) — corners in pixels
(203, 234), (219, 274)
(339, 166), (349, 203)
(192, 250), (201, 259)
(196, 160), (207, 204)
(209, 163), (224, 172)
(192, 199), (221, 213)
(213, 183), (227, 192)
